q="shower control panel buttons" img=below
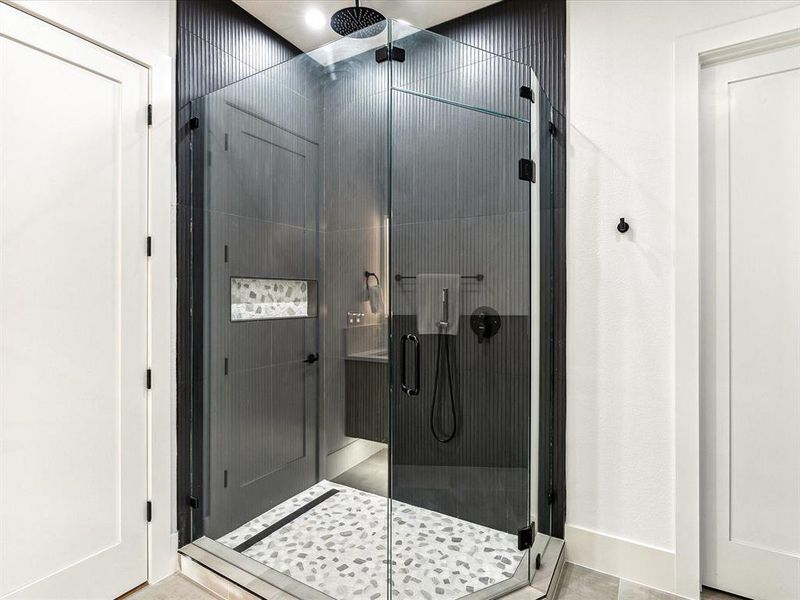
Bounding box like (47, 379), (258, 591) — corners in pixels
(471, 307), (501, 343)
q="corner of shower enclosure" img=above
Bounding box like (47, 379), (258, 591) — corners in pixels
(180, 19), (556, 600)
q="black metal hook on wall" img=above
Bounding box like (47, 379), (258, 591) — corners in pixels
(617, 218), (630, 234)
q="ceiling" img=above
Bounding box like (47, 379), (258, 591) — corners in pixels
(233, 1), (501, 52)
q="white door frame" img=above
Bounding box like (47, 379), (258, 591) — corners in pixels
(674, 7), (800, 599)
(2, 0), (177, 585)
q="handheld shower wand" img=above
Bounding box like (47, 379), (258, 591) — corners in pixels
(431, 286), (457, 443)
(438, 288), (449, 330)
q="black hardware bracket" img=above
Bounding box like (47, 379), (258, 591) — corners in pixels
(519, 158), (536, 183)
(520, 86), (534, 102)
(146, 369), (152, 390)
(146, 236), (152, 257)
(146, 501), (152, 523)
(189, 116), (200, 130)
(188, 496), (199, 509)
(304, 353), (319, 364)
(617, 218), (630, 233)
(517, 523), (535, 551)
(147, 104), (153, 126)
(375, 45), (406, 63)
(548, 121), (558, 136)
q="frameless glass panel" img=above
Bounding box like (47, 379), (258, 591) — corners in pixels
(388, 21), (537, 600)
(390, 21), (533, 122)
(189, 25), (392, 600)
(186, 17), (550, 600)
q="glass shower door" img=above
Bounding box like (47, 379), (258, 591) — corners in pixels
(388, 23), (537, 599)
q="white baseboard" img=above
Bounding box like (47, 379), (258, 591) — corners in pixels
(564, 524), (677, 595)
(325, 439), (386, 480)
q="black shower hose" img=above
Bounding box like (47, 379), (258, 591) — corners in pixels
(430, 333), (457, 443)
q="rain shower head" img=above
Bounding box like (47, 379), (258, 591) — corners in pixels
(330, 0), (387, 38)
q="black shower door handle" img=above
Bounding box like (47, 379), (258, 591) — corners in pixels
(400, 334), (420, 396)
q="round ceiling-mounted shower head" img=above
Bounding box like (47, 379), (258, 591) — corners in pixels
(330, 0), (387, 39)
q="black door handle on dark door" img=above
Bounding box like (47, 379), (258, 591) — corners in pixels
(304, 353), (319, 364)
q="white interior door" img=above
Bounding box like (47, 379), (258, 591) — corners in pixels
(700, 43), (800, 600)
(0, 5), (149, 599)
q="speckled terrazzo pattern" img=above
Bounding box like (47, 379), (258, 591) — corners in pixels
(217, 481), (525, 599)
(230, 277), (309, 320)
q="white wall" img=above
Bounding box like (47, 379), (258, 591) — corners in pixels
(8, 0), (178, 583)
(566, 0), (800, 589)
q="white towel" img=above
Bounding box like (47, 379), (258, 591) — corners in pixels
(367, 284), (385, 315)
(416, 274), (460, 335)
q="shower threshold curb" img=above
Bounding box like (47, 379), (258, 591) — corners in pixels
(179, 536), (565, 600)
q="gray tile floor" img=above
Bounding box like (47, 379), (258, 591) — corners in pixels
(126, 575), (217, 600)
(331, 448), (388, 496)
(555, 564), (744, 600)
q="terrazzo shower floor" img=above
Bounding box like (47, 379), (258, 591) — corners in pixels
(217, 480), (525, 599)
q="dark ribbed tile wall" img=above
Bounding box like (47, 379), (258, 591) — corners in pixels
(176, 0), (300, 108)
(432, 0), (567, 538)
(176, 0), (302, 546)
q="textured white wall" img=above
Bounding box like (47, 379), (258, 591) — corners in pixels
(12, 1), (175, 58)
(566, 0), (800, 552)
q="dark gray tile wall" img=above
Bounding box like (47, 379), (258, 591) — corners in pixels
(387, 27), (534, 536)
(432, 0), (567, 538)
(319, 50), (390, 458)
(176, 0), (302, 544)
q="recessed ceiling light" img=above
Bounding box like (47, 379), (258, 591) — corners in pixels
(305, 8), (326, 30)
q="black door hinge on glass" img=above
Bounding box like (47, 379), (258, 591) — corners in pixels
(519, 158), (536, 183)
(375, 45), (405, 63)
(517, 523), (535, 551)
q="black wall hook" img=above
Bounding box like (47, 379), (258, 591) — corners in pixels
(617, 218), (630, 233)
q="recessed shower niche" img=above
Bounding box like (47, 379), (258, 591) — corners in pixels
(230, 277), (318, 321)
(183, 19), (556, 600)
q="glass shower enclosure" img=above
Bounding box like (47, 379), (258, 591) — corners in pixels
(184, 20), (552, 600)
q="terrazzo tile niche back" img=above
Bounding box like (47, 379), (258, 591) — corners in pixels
(230, 277), (318, 321)
(217, 481), (528, 600)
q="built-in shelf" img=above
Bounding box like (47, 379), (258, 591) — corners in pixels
(230, 277), (317, 322)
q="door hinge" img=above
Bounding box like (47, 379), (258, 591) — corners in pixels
(223, 469), (228, 488)
(375, 45), (405, 63)
(189, 116), (200, 130)
(547, 489), (557, 505)
(146, 369), (152, 390)
(548, 121), (557, 136)
(188, 496), (199, 509)
(147, 104), (153, 126)
(519, 158), (536, 183)
(224, 133), (229, 151)
(146, 500), (152, 523)
(224, 357), (228, 375)
(146, 236), (152, 257)
(517, 523), (534, 551)
(224, 244), (229, 263)
(520, 86), (535, 102)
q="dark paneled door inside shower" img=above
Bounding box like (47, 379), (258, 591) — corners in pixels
(389, 25), (536, 597)
(202, 95), (320, 539)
